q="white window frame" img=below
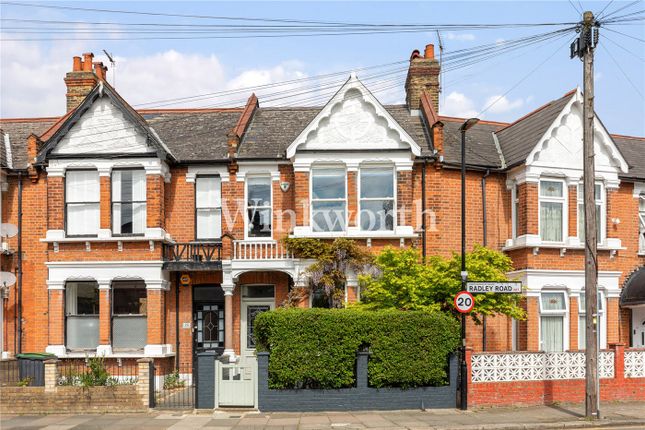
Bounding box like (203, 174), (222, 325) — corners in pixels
(195, 175), (222, 241)
(111, 168), (147, 236)
(538, 178), (567, 243)
(577, 291), (607, 350)
(511, 183), (519, 239)
(244, 174), (273, 240)
(538, 290), (569, 352)
(639, 193), (645, 253)
(577, 182), (606, 244)
(358, 165), (396, 232)
(310, 166), (347, 233)
(65, 169), (100, 237)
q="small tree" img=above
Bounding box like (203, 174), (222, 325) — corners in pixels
(360, 246), (525, 321)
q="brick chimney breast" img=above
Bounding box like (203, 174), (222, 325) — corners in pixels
(405, 43), (440, 113)
(64, 52), (100, 112)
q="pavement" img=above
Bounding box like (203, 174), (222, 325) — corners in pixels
(1, 402), (645, 429)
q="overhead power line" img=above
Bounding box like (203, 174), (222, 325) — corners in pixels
(0, 1), (579, 28)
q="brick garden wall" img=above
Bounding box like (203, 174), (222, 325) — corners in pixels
(0, 386), (146, 415)
(467, 345), (645, 408)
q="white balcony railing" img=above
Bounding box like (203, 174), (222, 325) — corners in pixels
(233, 240), (291, 260)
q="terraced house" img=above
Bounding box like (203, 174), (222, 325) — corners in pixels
(1, 45), (644, 394)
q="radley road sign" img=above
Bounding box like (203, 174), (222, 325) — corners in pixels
(466, 281), (522, 294)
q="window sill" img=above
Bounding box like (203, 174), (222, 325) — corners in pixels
(41, 228), (172, 244)
(291, 225), (417, 239)
(503, 235), (624, 254)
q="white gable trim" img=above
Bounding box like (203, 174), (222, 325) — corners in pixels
(526, 88), (628, 173)
(286, 74), (421, 158)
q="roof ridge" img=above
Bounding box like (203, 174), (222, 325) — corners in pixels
(496, 88), (576, 133)
(0, 116), (60, 123)
(611, 133), (645, 141)
(437, 115), (509, 126)
(138, 107), (244, 114)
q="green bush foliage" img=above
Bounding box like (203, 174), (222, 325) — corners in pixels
(255, 308), (459, 389)
(360, 246), (525, 322)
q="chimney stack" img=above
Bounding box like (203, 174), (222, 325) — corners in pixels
(405, 43), (440, 113)
(64, 52), (106, 112)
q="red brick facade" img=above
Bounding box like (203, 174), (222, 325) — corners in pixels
(1, 49), (643, 376)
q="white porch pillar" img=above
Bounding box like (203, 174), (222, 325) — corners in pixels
(222, 279), (236, 363)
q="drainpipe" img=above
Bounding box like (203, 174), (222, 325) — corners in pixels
(17, 172), (23, 354)
(481, 169), (490, 352)
(175, 271), (180, 370)
(421, 159), (427, 262)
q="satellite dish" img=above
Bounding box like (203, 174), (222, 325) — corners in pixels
(0, 271), (16, 287)
(1, 223), (18, 238)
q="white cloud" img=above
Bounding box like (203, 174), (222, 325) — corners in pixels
(441, 91), (478, 118)
(0, 36), (309, 117)
(444, 32), (476, 41)
(482, 95), (524, 115)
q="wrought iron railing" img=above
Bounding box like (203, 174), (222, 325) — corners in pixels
(163, 242), (222, 264)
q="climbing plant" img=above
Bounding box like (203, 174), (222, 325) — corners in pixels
(282, 237), (374, 308)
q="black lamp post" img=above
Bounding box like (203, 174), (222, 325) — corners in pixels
(459, 117), (479, 410)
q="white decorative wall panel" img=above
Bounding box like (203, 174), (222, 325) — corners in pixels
(624, 351), (645, 378)
(471, 351), (614, 383)
(53, 98), (150, 155)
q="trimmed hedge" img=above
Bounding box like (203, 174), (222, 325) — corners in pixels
(254, 308), (459, 389)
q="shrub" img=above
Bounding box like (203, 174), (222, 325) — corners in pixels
(163, 370), (185, 390)
(255, 308), (459, 389)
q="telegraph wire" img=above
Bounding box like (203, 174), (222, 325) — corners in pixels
(476, 33), (576, 117)
(602, 27), (645, 43)
(597, 0), (641, 20)
(601, 33), (645, 62)
(599, 43), (644, 100)
(596, 1), (615, 19)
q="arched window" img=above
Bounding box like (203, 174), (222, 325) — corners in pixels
(112, 280), (147, 350)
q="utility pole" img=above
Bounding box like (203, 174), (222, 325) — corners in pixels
(571, 10), (600, 419)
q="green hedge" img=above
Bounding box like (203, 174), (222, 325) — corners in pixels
(254, 308), (459, 389)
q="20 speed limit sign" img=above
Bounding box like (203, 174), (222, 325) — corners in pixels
(454, 291), (475, 313)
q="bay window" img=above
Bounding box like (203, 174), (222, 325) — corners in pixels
(577, 183), (605, 244)
(539, 179), (565, 242)
(638, 193), (645, 252)
(359, 167), (395, 231)
(112, 169), (147, 235)
(311, 168), (346, 232)
(246, 176), (272, 238)
(65, 281), (99, 350)
(195, 176), (222, 240)
(112, 281), (147, 350)
(539, 291), (567, 352)
(65, 170), (100, 236)
(578, 291), (606, 350)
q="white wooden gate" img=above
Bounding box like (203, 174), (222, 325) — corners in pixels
(215, 360), (257, 408)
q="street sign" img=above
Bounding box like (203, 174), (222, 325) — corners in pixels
(467, 281), (522, 294)
(454, 291), (475, 314)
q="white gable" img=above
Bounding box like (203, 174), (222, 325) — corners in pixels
(527, 89), (628, 175)
(286, 75), (420, 158)
(52, 97), (151, 155)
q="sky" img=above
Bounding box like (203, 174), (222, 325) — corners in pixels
(1, 1), (643, 136)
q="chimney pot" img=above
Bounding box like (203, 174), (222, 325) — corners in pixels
(93, 62), (107, 81)
(82, 53), (94, 71)
(424, 44), (435, 60)
(405, 43), (440, 113)
(72, 56), (82, 72)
